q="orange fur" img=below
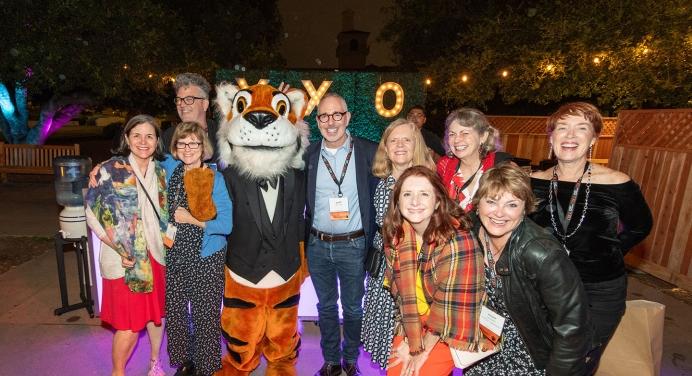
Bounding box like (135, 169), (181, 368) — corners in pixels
(217, 247), (308, 376)
(184, 167), (216, 221)
(244, 85), (277, 115)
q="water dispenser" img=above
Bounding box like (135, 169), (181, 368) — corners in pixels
(53, 156), (92, 238)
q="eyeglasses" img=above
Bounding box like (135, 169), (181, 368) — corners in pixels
(175, 141), (202, 149)
(317, 111), (347, 123)
(174, 96), (207, 105)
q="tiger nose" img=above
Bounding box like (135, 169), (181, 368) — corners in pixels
(244, 111), (277, 129)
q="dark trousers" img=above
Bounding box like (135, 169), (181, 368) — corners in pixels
(166, 249), (225, 375)
(583, 274), (627, 370)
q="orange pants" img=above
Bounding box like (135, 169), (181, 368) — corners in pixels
(387, 335), (455, 376)
(217, 263), (307, 376)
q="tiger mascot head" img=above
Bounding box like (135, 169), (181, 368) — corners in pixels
(215, 83), (309, 180)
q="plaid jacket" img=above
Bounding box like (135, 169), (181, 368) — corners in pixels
(385, 221), (485, 352)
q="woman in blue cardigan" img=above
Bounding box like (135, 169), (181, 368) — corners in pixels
(162, 121), (232, 376)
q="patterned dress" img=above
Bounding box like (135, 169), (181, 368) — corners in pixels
(165, 164), (225, 376)
(465, 265), (546, 376)
(361, 176), (397, 369)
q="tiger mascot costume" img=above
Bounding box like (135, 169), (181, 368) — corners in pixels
(215, 82), (309, 376)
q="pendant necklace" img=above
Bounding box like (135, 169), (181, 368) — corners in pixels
(482, 230), (501, 288)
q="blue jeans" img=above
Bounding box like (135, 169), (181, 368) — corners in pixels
(307, 234), (366, 365)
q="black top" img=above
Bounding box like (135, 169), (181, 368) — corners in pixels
(420, 127), (446, 156)
(223, 165), (305, 283)
(530, 179), (653, 283)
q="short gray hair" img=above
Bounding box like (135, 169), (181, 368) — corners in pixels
(174, 73), (211, 97)
(319, 92), (349, 112)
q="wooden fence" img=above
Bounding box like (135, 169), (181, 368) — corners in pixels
(610, 109), (692, 290)
(488, 116), (618, 166)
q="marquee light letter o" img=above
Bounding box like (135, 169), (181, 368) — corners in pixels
(375, 82), (404, 117)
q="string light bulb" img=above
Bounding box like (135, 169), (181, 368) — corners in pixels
(425, 78), (432, 86)
(501, 70), (509, 78)
(461, 74), (469, 83)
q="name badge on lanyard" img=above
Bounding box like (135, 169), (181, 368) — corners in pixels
(329, 196), (350, 220)
(479, 305), (505, 345)
(322, 139), (354, 222)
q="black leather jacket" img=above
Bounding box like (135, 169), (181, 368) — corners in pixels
(477, 218), (594, 375)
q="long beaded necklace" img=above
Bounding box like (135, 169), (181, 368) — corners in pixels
(548, 162), (591, 254)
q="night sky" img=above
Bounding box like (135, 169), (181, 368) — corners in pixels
(277, 0), (395, 69)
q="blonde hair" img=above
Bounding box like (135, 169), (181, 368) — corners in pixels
(170, 121), (213, 161)
(372, 118), (435, 178)
(472, 163), (537, 213)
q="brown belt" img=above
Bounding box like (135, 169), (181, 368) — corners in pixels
(310, 228), (365, 242)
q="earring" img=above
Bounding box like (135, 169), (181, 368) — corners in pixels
(588, 144), (593, 161)
(548, 143), (553, 159)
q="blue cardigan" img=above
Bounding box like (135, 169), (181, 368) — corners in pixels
(162, 155), (233, 257)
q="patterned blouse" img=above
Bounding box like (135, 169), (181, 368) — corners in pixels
(361, 176), (397, 368)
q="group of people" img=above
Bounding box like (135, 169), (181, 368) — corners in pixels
(86, 74), (231, 376)
(84, 71), (653, 376)
(355, 102), (652, 376)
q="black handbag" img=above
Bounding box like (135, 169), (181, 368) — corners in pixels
(364, 245), (383, 276)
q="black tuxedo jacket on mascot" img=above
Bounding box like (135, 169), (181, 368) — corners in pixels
(215, 82), (308, 376)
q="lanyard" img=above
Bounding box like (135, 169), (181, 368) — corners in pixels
(550, 162), (589, 233)
(321, 139), (354, 197)
(452, 159), (482, 199)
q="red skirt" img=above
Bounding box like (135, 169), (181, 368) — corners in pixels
(100, 253), (165, 332)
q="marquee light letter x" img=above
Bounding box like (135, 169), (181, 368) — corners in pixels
(302, 80), (332, 116)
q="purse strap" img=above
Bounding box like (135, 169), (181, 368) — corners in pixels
(134, 174), (161, 223)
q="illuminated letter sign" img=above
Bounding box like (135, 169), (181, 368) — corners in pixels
(302, 80), (332, 116)
(375, 82), (404, 117)
(235, 78), (269, 89)
(230, 76), (412, 119)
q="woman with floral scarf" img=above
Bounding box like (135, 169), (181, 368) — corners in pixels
(85, 114), (169, 376)
(382, 166), (484, 376)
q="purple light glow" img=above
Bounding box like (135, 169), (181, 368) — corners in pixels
(38, 103), (86, 144)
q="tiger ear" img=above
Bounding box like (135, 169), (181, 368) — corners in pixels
(215, 82), (239, 118)
(286, 89), (307, 121)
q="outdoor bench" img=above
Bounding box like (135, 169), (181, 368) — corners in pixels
(0, 141), (80, 181)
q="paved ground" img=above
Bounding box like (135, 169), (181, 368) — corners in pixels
(0, 180), (690, 375)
